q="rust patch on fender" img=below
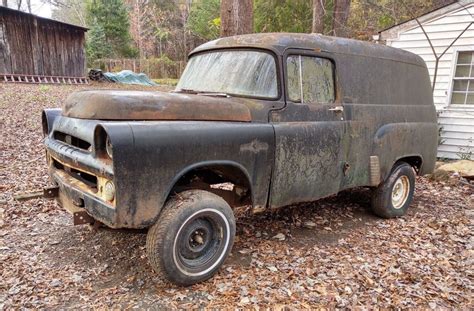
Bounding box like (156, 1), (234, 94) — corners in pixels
(240, 139), (269, 154)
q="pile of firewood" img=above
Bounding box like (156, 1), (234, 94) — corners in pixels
(88, 69), (113, 82)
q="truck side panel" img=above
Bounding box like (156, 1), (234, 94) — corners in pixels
(117, 121), (275, 228)
(338, 55), (437, 188)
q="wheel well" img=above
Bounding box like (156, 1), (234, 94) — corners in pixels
(396, 156), (423, 174)
(168, 165), (252, 208)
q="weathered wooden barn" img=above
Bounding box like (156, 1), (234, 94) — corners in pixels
(0, 6), (88, 83)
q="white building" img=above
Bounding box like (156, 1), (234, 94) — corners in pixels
(376, 0), (474, 159)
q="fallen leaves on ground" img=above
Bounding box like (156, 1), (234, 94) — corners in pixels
(0, 83), (472, 309)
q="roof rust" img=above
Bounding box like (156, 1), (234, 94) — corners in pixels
(190, 33), (425, 67)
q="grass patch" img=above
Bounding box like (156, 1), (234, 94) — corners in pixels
(153, 78), (179, 86)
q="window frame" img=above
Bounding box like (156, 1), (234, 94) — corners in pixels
(284, 50), (337, 105)
(447, 48), (474, 106)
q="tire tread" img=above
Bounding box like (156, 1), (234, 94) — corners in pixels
(371, 162), (415, 219)
(146, 190), (234, 285)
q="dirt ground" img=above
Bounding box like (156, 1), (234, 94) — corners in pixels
(1, 83), (473, 309)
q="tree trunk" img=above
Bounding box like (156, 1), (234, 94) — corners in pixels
(332, 0), (351, 37)
(220, 0), (253, 38)
(2, 0), (7, 8)
(26, 0), (31, 13)
(312, 0), (325, 33)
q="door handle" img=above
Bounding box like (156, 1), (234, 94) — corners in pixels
(328, 106), (344, 112)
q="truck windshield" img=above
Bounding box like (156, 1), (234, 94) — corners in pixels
(176, 50), (278, 99)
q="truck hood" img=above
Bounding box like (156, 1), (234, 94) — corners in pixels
(62, 90), (252, 122)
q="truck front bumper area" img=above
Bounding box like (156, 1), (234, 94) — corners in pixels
(50, 167), (118, 228)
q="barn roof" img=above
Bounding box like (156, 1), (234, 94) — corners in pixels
(0, 5), (87, 31)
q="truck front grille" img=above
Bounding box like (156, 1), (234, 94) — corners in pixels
(53, 131), (91, 151)
(52, 158), (98, 191)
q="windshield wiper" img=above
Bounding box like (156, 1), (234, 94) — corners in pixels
(197, 92), (230, 98)
(175, 89), (231, 98)
(173, 88), (199, 94)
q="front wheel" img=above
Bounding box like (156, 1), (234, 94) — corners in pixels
(371, 162), (416, 218)
(146, 190), (236, 286)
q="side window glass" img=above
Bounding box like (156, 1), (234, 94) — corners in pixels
(286, 55), (335, 104)
(287, 56), (301, 102)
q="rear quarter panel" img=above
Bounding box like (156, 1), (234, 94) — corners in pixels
(336, 51), (437, 186)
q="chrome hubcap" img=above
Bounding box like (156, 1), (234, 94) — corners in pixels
(173, 209), (230, 277)
(391, 175), (410, 209)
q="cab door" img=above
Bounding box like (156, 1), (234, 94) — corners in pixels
(269, 50), (347, 208)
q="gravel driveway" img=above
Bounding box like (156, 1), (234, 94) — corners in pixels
(1, 83), (472, 309)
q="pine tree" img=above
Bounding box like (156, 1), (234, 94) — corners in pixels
(187, 0), (221, 40)
(86, 21), (113, 63)
(86, 0), (137, 60)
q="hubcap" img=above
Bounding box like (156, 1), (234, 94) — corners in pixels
(391, 175), (410, 209)
(173, 209), (230, 277)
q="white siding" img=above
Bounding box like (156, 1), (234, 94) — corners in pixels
(383, 3), (474, 159)
(386, 6), (474, 109)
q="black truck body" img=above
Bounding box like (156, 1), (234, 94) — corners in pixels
(42, 33), (438, 285)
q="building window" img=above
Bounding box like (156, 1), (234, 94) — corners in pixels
(287, 55), (335, 104)
(451, 51), (474, 105)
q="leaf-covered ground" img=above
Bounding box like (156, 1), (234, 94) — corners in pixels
(0, 83), (472, 309)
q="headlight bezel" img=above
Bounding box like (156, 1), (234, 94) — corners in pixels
(94, 125), (113, 160)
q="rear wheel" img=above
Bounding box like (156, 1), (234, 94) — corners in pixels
(371, 162), (416, 218)
(146, 190), (235, 286)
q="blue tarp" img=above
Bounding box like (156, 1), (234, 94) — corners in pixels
(102, 70), (157, 86)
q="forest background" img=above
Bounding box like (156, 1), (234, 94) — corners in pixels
(3, 0), (457, 79)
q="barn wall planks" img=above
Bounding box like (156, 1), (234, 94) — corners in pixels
(0, 7), (87, 77)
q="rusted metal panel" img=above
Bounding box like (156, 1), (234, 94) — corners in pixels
(73, 211), (94, 225)
(43, 186), (59, 198)
(63, 90), (252, 122)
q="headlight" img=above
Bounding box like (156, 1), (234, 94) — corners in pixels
(105, 136), (113, 159)
(104, 181), (115, 202)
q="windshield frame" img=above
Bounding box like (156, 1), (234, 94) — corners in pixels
(178, 48), (282, 101)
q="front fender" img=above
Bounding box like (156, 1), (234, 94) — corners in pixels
(115, 121), (275, 228)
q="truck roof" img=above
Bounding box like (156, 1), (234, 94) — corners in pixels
(191, 33), (425, 67)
